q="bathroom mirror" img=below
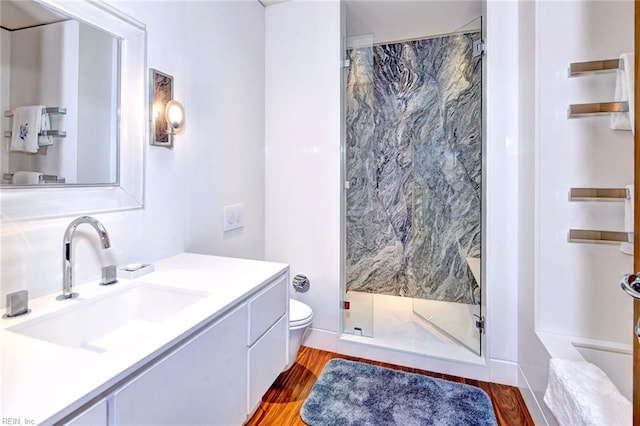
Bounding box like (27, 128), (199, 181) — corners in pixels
(0, 0), (146, 219)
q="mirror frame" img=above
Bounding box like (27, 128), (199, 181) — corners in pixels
(0, 0), (146, 220)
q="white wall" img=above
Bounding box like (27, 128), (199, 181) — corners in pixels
(483, 0), (520, 386)
(265, 0), (342, 335)
(345, 0), (482, 44)
(183, 0), (266, 261)
(265, 0), (521, 385)
(514, 1), (553, 423)
(536, 1), (634, 344)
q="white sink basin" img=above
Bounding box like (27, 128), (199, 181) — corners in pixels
(8, 283), (208, 353)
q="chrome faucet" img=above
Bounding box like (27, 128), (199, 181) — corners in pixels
(57, 216), (111, 300)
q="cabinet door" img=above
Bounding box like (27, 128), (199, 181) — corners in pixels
(64, 399), (107, 426)
(113, 305), (248, 425)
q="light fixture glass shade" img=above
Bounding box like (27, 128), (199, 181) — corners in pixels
(165, 100), (185, 132)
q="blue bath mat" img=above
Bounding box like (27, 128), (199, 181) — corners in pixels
(300, 358), (497, 426)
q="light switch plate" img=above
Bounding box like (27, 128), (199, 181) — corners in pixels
(223, 204), (244, 231)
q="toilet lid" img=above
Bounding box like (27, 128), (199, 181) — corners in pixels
(290, 299), (313, 325)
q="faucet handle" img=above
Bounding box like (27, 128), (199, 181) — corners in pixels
(101, 265), (118, 286)
(3, 290), (31, 318)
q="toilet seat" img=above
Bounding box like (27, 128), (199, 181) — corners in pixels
(289, 299), (313, 327)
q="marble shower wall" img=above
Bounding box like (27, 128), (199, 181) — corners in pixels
(345, 32), (481, 305)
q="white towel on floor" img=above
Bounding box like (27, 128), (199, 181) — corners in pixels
(10, 106), (44, 153)
(610, 53), (635, 134)
(11, 171), (42, 184)
(543, 358), (631, 426)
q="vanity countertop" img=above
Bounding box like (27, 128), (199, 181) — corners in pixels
(0, 253), (288, 424)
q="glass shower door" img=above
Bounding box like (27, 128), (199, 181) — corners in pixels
(411, 17), (484, 355)
(343, 33), (375, 338)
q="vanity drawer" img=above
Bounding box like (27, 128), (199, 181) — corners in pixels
(248, 315), (287, 413)
(248, 274), (287, 346)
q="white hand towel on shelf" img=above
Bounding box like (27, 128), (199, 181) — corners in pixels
(12, 171), (43, 184)
(38, 111), (53, 147)
(610, 53), (635, 134)
(10, 106), (44, 153)
(621, 184), (634, 255)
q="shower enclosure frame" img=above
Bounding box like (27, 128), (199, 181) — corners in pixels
(338, 14), (488, 361)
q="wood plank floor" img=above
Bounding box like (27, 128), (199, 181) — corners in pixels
(247, 346), (534, 426)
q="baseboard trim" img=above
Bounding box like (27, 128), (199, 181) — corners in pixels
(518, 364), (557, 425)
(489, 358), (519, 385)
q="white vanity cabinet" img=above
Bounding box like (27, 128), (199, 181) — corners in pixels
(59, 270), (288, 426)
(1, 254), (290, 425)
(113, 304), (249, 425)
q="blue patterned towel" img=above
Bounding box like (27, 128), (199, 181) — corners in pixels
(10, 105), (44, 153)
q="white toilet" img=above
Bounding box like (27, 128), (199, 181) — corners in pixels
(285, 298), (313, 371)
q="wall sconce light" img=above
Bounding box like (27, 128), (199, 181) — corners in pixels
(165, 100), (185, 134)
(149, 68), (185, 148)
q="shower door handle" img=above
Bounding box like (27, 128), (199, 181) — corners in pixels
(619, 272), (640, 300)
(620, 273), (640, 343)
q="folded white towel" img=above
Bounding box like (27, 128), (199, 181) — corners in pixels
(624, 185), (634, 231)
(12, 171), (43, 185)
(544, 358), (631, 426)
(38, 111), (53, 147)
(623, 53), (635, 134)
(611, 53), (635, 134)
(10, 106), (44, 153)
(621, 184), (634, 255)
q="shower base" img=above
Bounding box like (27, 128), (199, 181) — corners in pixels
(342, 291), (482, 362)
